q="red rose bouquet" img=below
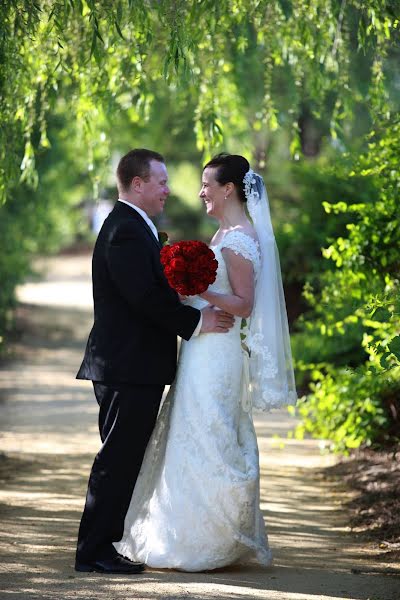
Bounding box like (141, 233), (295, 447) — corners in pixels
(160, 240), (218, 295)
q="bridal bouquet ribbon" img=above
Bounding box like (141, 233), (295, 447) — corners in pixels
(160, 240), (218, 295)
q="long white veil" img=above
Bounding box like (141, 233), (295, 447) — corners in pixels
(243, 169), (297, 411)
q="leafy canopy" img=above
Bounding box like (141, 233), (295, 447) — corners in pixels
(1, 0), (399, 201)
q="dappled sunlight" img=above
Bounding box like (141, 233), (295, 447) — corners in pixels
(0, 255), (399, 599)
(0, 371), (91, 388)
(16, 255), (93, 310)
(0, 450), (398, 600)
(16, 281), (93, 309)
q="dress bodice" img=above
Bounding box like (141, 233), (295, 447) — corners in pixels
(188, 230), (261, 313)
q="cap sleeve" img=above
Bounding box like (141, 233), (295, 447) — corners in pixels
(220, 231), (261, 270)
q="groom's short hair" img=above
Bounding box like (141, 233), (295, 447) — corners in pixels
(117, 149), (165, 191)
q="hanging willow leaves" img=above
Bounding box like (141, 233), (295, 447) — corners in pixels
(1, 0), (399, 202)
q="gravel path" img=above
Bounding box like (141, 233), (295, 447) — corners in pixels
(0, 254), (398, 600)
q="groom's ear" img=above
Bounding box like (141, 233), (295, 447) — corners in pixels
(131, 176), (143, 193)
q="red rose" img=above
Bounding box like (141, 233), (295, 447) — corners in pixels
(160, 240), (218, 295)
(170, 257), (187, 272)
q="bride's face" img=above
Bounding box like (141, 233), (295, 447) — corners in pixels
(199, 167), (227, 218)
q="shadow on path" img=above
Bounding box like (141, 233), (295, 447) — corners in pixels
(0, 255), (398, 599)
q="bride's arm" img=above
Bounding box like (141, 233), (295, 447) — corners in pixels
(199, 248), (254, 318)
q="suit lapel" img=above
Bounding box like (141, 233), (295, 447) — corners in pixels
(113, 201), (162, 251)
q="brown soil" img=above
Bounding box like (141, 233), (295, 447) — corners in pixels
(324, 449), (400, 565)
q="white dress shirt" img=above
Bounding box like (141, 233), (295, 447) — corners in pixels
(117, 199), (202, 336)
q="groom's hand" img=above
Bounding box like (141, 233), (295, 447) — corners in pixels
(200, 306), (235, 333)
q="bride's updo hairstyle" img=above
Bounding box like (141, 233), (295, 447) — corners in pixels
(203, 153), (250, 203)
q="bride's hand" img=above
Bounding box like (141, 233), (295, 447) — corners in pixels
(178, 293), (188, 302)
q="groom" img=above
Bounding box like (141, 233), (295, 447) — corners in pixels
(75, 149), (234, 574)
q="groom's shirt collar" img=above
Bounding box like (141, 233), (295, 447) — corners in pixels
(117, 198), (159, 241)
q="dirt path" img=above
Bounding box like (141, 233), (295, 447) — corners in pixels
(0, 254), (398, 600)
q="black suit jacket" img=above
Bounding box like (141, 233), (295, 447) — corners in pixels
(77, 201), (200, 384)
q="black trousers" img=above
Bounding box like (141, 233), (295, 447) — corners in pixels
(76, 382), (164, 562)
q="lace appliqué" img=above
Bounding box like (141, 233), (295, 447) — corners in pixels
(243, 170), (275, 243)
(219, 230), (261, 273)
(245, 331), (288, 411)
(243, 327), (297, 410)
(243, 169), (259, 214)
(240, 329), (284, 412)
(246, 332), (278, 378)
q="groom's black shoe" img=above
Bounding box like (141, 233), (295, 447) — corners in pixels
(75, 555), (145, 574)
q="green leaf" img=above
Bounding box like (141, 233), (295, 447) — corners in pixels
(115, 19), (125, 40)
(388, 336), (400, 360)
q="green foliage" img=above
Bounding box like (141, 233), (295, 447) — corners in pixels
(1, 0), (399, 202)
(293, 116), (400, 452)
(294, 363), (398, 452)
(275, 155), (378, 282)
(0, 185), (77, 349)
(0, 113), (94, 353)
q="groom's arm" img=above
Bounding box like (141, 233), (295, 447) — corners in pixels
(106, 224), (200, 340)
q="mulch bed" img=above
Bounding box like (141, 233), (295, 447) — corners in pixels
(323, 447), (400, 563)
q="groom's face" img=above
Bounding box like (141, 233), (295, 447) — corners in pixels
(141, 160), (170, 217)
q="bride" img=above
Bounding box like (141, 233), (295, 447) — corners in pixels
(115, 153), (297, 571)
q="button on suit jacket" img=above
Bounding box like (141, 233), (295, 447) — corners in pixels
(76, 201), (201, 384)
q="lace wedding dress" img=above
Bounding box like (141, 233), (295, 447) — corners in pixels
(115, 231), (273, 571)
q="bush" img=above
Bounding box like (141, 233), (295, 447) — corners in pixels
(293, 364), (398, 453)
(291, 118), (400, 452)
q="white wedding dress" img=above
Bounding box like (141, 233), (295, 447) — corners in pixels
(115, 231), (273, 571)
